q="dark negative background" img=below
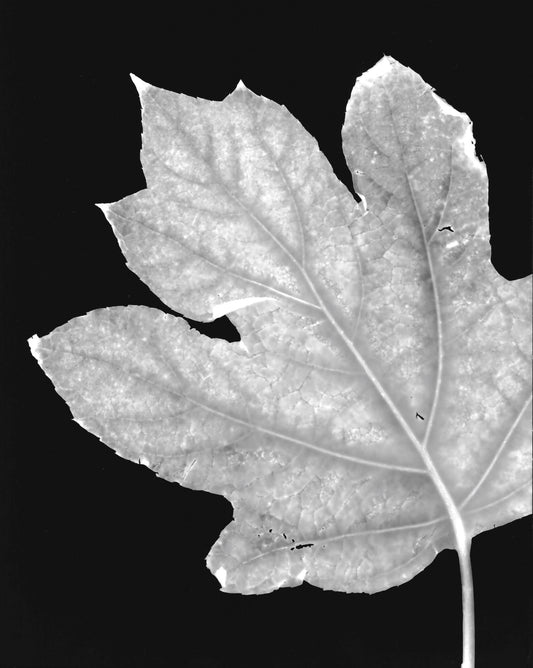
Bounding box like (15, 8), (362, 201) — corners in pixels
(1, 4), (531, 667)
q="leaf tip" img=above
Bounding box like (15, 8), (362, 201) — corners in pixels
(94, 202), (111, 216)
(225, 79), (257, 101)
(234, 79), (248, 93)
(28, 334), (42, 362)
(129, 72), (151, 99)
(382, 54), (406, 67)
(356, 55), (410, 90)
(365, 55), (394, 80)
(214, 566), (227, 588)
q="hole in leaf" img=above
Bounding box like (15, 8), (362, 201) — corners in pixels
(184, 315), (241, 342)
(290, 543), (314, 551)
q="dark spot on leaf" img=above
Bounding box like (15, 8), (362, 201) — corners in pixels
(416, 412), (424, 420)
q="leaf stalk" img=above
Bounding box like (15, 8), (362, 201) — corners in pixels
(457, 533), (475, 668)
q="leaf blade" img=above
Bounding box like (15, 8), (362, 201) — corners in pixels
(30, 59), (531, 597)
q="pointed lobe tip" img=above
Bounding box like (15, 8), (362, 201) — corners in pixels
(129, 73), (151, 97)
(94, 202), (109, 211)
(28, 334), (43, 362)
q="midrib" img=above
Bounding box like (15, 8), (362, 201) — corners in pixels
(300, 257), (472, 560)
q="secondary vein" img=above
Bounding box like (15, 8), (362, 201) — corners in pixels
(459, 395), (532, 510)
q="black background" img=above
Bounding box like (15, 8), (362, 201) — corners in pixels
(1, 4), (531, 667)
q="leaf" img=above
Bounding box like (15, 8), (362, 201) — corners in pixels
(28, 58), (531, 604)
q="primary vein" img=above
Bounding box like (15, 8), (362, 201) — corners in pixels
(378, 81), (444, 453)
(49, 346), (427, 475)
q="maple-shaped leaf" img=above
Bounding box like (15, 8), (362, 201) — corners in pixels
(28, 57), (531, 666)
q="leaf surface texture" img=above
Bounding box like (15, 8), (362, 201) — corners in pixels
(30, 58), (532, 595)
